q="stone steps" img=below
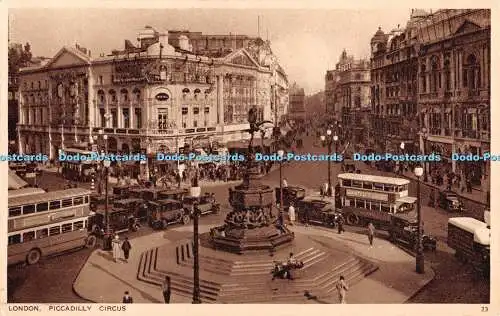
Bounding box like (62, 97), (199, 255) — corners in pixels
(137, 248), (221, 303)
(217, 257), (378, 303)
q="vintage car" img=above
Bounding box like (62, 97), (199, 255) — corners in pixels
(275, 186), (306, 209)
(90, 193), (113, 212)
(148, 199), (191, 229)
(112, 185), (139, 198)
(158, 188), (189, 201)
(113, 198), (149, 222)
(438, 191), (465, 212)
(388, 214), (437, 251)
(296, 196), (340, 227)
(89, 207), (140, 236)
(183, 193), (220, 216)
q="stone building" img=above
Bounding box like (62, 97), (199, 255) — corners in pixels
(325, 50), (371, 147)
(17, 26), (288, 160)
(288, 82), (306, 121)
(369, 9), (490, 189)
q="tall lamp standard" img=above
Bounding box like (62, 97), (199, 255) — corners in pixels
(320, 129), (339, 196)
(400, 142), (405, 174)
(277, 149), (285, 212)
(420, 128), (429, 182)
(191, 173), (201, 304)
(414, 165), (425, 274)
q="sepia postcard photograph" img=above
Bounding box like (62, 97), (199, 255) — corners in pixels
(1, 1), (498, 315)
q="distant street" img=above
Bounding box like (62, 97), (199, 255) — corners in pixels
(8, 135), (488, 303)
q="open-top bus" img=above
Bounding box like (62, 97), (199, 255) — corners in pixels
(8, 188), (96, 265)
(337, 173), (417, 229)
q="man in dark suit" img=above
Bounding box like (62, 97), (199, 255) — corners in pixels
(122, 291), (133, 303)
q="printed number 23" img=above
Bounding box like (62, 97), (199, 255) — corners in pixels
(481, 306), (488, 312)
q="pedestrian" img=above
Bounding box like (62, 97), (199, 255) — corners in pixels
(336, 214), (345, 234)
(121, 237), (132, 263)
(367, 222), (375, 247)
(282, 178), (288, 188)
(162, 276), (171, 303)
(122, 291), (133, 303)
(335, 275), (349, 304)
(112, 235), (121, 263)
(288, 203), (296, 226)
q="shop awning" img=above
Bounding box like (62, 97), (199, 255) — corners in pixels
(8, 169), (28, 190)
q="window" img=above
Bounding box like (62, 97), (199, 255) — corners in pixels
(49, 226), (61, 236)
(9, 207), (21, 217)
(99, 76), (103, 85)
(8, 234), (21, 245)
(383, 185), (394, 192)
(84, 196), (89, 204)
(62, 199), (73, 208)
(381, 204), (391, 212)
(37, 202), (49, 212)
(123, 109), (130, 128)
(74, 221), (84, 230)
(158, 108), (168, 130)
(23, 231), (35, 242)
(355, 199), (365, 208)
(135, 109), (142, 129)
(193, 107), (200, 115)
(352, 181), (362, 188)
(362, 182), (373, 189)
(369, 202), (380, 211)
(193, 120), (198, 128)
(74, 197), (84, 205)
(36, 228), (48, 239)
(50, 200), (61, 209)
(100, 109), (106, 127)
(23, 204), (36, 215)
(111, 109), (117, 128)
(62, 223), (73, 233)
(181, 107), (188, 128)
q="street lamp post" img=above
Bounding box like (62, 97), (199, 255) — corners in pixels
(400, 142), (405, 174)
(414, 166), (425, 274)
(421, 128), (428, 182)
(320, 128), (338, 196)
(277, 149), (285, 212)
(192, 201), (201, 304)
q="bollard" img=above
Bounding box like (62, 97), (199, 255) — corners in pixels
(181, 244), (185, 261)
(176, 246), (180, 265)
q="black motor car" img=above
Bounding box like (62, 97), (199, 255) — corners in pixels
(89, 207), (140, 236)
(296, 196), (340, 227)
(113, 198), (149, 221)
(388, 214), (437, 251)
(275, 186), (306, 209)
(148, 199), (190, 229)
(438, 191), (465, 212)
(183, 193), (220, 216)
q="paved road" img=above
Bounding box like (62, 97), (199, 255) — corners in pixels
(7, 135), (489, 303)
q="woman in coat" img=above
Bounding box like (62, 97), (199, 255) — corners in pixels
(112, 235), (121, 263)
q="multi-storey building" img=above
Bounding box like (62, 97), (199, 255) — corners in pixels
(370, 9), (490, 189)
(325, 50), (370, 147)
(288, 82), (306, 121)
(415, 9), (490, 187)
(369, 20), (420, 154)
(17, 26), (288, 161)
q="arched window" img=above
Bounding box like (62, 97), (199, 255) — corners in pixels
(420, 64), (427, 93)
(463, 54), (480, 90)
(133, 88), (141, 102)
(444, 59), (451, 91)
(120, 88), (129, 103)
(97, 90), (106, 105)
(108, 89), (117, 103)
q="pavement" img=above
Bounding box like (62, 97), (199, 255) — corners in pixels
(73, 224), (435, 304)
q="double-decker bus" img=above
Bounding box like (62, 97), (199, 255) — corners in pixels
(337, 173), (417, 229)
(60, 148), (98, 182)
(7, 188), (97, 266)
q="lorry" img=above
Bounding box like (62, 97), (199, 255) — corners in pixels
(447, 214), (490, 277)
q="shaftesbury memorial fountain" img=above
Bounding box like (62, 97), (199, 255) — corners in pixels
(136, 108), (378, 303)
(210, 107), (295, 253)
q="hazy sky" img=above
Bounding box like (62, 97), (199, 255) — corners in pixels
(9, 8), (413, 94)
